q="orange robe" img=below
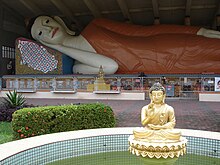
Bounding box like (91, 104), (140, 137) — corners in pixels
(82, 18), (220, 74)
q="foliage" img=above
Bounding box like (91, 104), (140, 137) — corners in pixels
(3, 90), (26, 108)
(0, 100), (36, 122)
(0, 107), (17, 122)
(12, 103), (116, 140)
(0, 122), (13, 144)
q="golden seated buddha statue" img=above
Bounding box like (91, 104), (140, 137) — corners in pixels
(128, 83), (187, 159)
(133, 83), (181, 142)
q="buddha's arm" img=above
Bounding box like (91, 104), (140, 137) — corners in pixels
(38, 42), (118, 74)
(141, 105), (154, 126)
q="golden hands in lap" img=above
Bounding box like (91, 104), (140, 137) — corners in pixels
(147, 124), (164, 130)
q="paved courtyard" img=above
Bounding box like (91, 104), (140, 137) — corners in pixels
(25, 98), (220, 132)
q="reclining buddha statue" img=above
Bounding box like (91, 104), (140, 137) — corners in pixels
(30, 16), (220, 74)
(128, 82), (187, 160)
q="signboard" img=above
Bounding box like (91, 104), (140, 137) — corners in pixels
(165, 85), (175, 97)
(215, 77), (220, 91)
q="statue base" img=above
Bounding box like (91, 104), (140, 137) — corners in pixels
(128, 135), (187, 159)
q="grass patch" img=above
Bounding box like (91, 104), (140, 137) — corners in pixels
(0, 122), (13, 144)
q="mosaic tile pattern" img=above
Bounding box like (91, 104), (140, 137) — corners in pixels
(0, 135), (219, 165)
(15, 38), (63, 75)
(18, 40), (58, 73)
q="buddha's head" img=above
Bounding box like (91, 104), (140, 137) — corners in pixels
(31, 16), (75, 45)
(149, 82), (166, 104)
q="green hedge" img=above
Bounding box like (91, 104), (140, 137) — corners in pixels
(12, 103), (116, 139)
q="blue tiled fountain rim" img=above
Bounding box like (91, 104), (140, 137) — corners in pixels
(0, 135), (219, 165)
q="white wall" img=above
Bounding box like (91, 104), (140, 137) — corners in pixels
(0, 91), (145, 100)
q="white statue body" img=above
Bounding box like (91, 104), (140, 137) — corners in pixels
(31, 16), (220, 74)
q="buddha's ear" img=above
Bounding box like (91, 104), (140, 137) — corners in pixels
(162, 94), (166, 103)
(149, 93), (153, 103)
(53, 16), (75, 36)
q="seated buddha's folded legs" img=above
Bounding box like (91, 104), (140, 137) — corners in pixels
(133, 127), (155, 139)
(133, 128), (181, 141)
(159, 129), (181, 140)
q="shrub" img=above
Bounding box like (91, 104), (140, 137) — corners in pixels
(12, 103), (116, 139)
(3, 90), (26, 108)
(0, 102), (36, 122)
(0, 103), (17, 121)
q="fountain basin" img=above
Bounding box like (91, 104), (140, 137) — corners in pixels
(0, 128), (219, 165)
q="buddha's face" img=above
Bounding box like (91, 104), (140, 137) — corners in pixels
(31, 16), (67, 45)
(151, 90), (164, 104)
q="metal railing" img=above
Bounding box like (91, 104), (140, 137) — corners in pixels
(0, 75), (219, 99)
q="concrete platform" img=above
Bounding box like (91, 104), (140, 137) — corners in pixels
(199, 92), (220, 102)
(0, 91), (145, 100)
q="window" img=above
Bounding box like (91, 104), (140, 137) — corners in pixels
(2, 46), (15, 59)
